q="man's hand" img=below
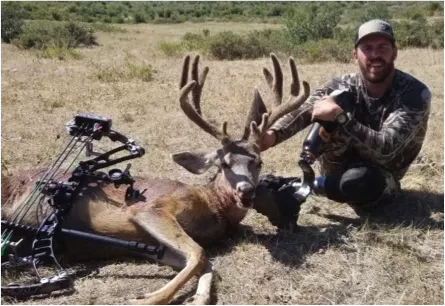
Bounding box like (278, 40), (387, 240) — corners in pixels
(312, 96), (343, 122)
(261, 130), (277, 151)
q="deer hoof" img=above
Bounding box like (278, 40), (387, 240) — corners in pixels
(128, 295), (169, 305)
(185, 293), (210, 305)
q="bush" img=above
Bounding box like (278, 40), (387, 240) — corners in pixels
(294, 39), (352, 63)
(333, 26), (356, 45)
(208, 31), (245, 60)
(430, 19), (444, 49)
(1, 2), (24, 43)
(393, 20), (432, 48)
(12, 20), (97, 50)
(208, 30), (278, 60)
(285, 3), (342, 44)
(358, 2), (390, 23)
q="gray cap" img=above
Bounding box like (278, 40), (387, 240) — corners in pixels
(355, 19), (395, 47)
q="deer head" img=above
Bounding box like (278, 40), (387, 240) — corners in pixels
(171, 54), (310, 209)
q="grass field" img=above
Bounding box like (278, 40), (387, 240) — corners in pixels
(1, 22), (443, 305)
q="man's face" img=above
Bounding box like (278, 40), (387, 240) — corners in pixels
(353, 34), (398, 84)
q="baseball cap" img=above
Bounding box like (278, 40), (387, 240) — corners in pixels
(355, 19), (395, 47)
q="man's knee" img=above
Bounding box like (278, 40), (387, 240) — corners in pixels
(339, 167), (387, 203)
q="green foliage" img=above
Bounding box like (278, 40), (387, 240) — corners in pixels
(89, 23), (127, 33)
(393, 20), (433, 48)
(159, 27), (351, 63)
(36, 46), (82, 60)
(358, 2), (390, 23)
(426, 2), (443, 16)
(208, 31), (246, 60)
(285, 3), (342, 44)
(94, 59), (157, 83)
(294, 39), (352, 64)
(430, 19), (444, 48)
(1, 2), (24, 43)
(12, 20), (97, 50)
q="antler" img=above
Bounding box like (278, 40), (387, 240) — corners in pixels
(262, 53), (310, 128)
(242, 53), (310, 145)
(179, 55), (230, 142)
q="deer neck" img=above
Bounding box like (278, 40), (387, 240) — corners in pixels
(209, 173), (248, 226)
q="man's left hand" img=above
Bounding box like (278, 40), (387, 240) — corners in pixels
(312, 96), (343, 122)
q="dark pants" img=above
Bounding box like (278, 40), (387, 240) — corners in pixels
(323, 166), (399, 208)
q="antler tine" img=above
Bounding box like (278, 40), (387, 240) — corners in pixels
(289, 57), (300, 96)
(262, 53), (283, 107)
(265, 54), (310, 128)
(241, 88), (267, 141)
(249, 113), (269, 149)
(179, 55), (229, 141)
(180, 55), (190, 89)
(191, 55), (209, 116)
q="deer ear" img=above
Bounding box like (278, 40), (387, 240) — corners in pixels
(171, 149), (220, 174)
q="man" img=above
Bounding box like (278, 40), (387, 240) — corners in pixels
(261, 19), (431, 210)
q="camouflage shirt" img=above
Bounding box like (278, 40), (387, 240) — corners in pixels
(270, 69), (431, 180)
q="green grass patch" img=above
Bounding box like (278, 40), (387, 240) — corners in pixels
(94, 59), (157, 83)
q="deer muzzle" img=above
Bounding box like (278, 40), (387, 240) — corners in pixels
(236, 183), (256, 207)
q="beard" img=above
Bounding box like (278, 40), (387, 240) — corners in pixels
(358, 58), (395, 84)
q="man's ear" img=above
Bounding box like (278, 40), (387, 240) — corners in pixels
(352, 48), (358, 62)
(171, 149), (221, 174)
(393, 46), (398, 61)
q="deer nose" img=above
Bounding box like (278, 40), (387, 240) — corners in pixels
(237, 183), (255, 199)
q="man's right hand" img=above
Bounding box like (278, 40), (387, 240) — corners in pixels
(261, 130), (277, 151)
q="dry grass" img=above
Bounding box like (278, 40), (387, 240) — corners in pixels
(1, 22), (443, 305)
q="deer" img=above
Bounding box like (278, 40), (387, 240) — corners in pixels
(1, 53), (310, 305)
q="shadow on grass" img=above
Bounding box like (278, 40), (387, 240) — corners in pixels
(324, 189), (444, 229)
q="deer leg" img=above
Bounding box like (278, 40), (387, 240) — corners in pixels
(146, 247), (213, 305)
(184, 260), (213, 305)
(129, 209), (207, 305)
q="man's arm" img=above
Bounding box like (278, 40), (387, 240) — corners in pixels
(267, 76), (354, 147)
(338, 87), (431, 166)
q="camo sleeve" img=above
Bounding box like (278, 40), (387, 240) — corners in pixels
(338, 86), (431, 167)
(269, 78), (343, 146)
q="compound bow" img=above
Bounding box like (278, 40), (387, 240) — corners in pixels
(1, 113), (165, 299)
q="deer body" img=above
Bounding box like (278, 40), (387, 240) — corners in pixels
(2, 171), (247, 247)
(1, 54), (310, 305)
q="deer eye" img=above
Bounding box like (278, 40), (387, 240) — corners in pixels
(221, 162), (230, 169)
(251, 159), (263, 168)
(257, 160), (264, 168)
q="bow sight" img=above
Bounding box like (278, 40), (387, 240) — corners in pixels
(1, 113), (164, 299)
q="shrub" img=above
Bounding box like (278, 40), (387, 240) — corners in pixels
(430, 19), (444, 49)
(1, 2), (24, 43)
(36, 46), (82, 60)
(94, 60), (157, 82)
(426, 2), (443, 16)
(12, 20), (97, 50)
(333, 26), (356, 45)
(294, 39), (352, 64)
(285, 3), (342, 44)
(393, 20), (432, 48)
(358, 2), (390, 23)
(209, 31), (245, 60)
(207, 29), (290, 60)
(158, 41), (183, 56)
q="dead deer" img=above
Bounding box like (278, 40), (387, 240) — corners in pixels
(1, 54), (309, 305)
